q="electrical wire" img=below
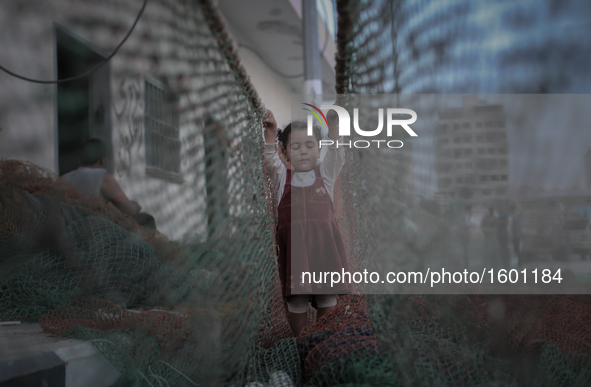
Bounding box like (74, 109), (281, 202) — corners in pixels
(1, 0), (331, 83)
(0, 0), (148, 84)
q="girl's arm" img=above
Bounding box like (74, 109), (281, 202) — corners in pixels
(320, 109), (346, 200)
(327, 109), (340, 140)
(262, 110), (286, 191)
(263, 110), (277, 144)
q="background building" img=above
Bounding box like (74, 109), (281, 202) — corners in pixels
(435, 96), (508, 204)
(586, 148), (591, 190)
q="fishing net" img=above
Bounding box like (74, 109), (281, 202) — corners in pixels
(1, 0), (280, 385)
(327, 0), (591, 385)
(3, 0), (591, 386)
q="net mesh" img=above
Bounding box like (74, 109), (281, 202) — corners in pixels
(330, 0), (591, 386)
(2, 0), (591, 386)
(1, 0), (279, 385)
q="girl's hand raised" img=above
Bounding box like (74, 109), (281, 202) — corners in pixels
(327, 109), (340, 140)
(327, 109), (338, 128)
(263, 109), (278, 144)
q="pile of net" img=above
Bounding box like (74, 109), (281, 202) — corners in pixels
(0, 160), (174, 320)
(296, 300), (380, 386)
(0, 157), (276, 386)
(257, 293), (591, 387)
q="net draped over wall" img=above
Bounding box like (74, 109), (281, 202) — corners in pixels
(0, 0), (286, 385)
(330, 0), (591, 386)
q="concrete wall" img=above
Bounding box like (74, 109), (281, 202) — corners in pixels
(0, 2), (57, 171)
(1, 0), (298, 239)
(222, 19), (294, 132)
(236, 47), (293, 131)
(2, 0), (293, 240)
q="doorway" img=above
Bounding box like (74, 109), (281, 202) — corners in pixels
(55, 25), (112, 175)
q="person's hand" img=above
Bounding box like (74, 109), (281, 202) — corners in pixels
(263, 109), (278, 144)
(327, 109), (340, 140)
(263, 109), (277, 132)
(327, 109), (338, 128)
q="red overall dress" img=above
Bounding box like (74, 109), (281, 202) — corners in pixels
(276, 166), (353, 297)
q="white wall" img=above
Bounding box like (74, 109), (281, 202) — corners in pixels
(0, 0), (210, 241)
(222, 20), (294, 132)
(1, 0), (298, 241)
(236, 47), (294, 130)
(0, 3), (57, 172)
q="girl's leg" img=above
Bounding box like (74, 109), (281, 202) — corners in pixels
(315, 295), (337, 319)
(286, 295), (310, 336)
(288, 311), (308, 336)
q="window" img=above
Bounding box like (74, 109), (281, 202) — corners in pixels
(487, 148), (496, 154)
(463, 135), (472, 143)
(439, 178), (452, 188)
(144, 79), (181, 179)
(437, 163), (453, 173)
(464, 162), (473, 169)
(463, 122), (471, 129)
(496, 188), (507, 195)
(485, 132), (496, 142)
(453, 123), (460, 130)
(485, 121), (494, 128)
(454, 149), (462, 159)
(490, 175), (499, 181)
(438, 124), (448, 133)
(465, 175), (475, 184)
(500, 160), (508, 168)
(455, 162), (462, 169)
(456, 177), (463, 184)
(480, 175), (489, 183)
(497, 121), (505, 128)
(454, 137), (461, 144)
(475, 134), (484, 142)
(56, 26), (111, 175)
(500, 175), (508, 181)
(441, 150), (452, 159)
(464, 148), (472, 156)
(482, 189), (490, 196)
(478, 148), (486, 155)
(476, 122), (483, 128)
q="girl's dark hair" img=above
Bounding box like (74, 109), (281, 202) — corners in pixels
(277, 121), (322, 150)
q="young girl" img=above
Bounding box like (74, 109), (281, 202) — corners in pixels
(263, 110), (353, 336)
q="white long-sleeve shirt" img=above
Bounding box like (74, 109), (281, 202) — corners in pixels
(263, 138), (346, 204)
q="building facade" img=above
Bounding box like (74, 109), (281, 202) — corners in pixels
(0, 0), (335, 240)
(435, 96), (509, 204)
(586, 149), (591, 190)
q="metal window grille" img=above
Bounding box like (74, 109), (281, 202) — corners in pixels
(144, 79), (181, 177)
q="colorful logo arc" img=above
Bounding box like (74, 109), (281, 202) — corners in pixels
(301, 103), (328, 127)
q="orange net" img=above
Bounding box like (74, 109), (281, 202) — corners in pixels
(39, 298), (192, 351)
